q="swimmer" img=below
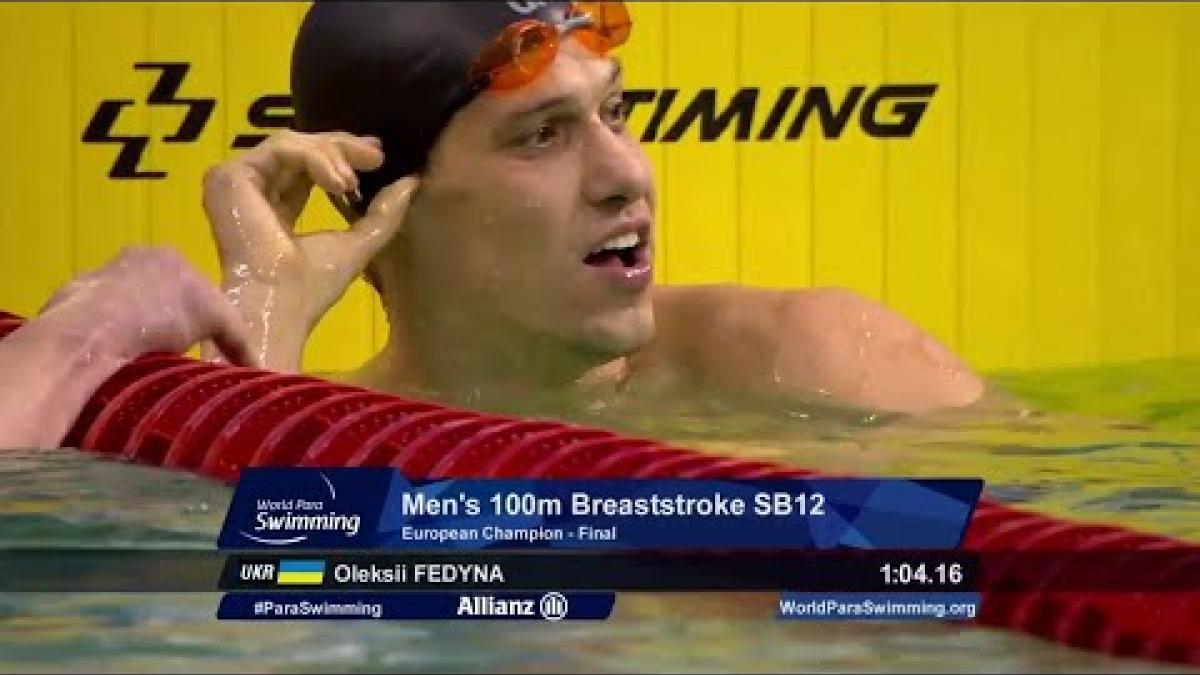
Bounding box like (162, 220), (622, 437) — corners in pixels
(201, 1), (984, 416)
(0, 247), (255, 447)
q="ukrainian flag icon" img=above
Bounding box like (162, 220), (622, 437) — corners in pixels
(277, 559), (326, 585)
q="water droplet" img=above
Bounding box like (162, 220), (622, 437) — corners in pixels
(257, 285), (278, 366)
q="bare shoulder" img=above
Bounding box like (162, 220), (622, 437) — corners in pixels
(632, 284), (984, 414)
(624, 284), (798, 399)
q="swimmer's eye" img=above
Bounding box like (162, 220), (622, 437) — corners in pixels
(600, 94), (630, 131)
(519, 120), (567, 150)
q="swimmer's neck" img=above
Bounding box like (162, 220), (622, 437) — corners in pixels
(358, 301), (628, 405)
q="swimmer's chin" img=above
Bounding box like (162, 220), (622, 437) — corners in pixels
(574, 303), (657, 360)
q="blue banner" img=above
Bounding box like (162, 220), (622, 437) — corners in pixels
(217, 591), (615, 621)
(218, 469), (981, 551)
(777, 592), (981, 621)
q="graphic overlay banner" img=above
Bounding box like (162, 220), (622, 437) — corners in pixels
(218, 469), (982, 551)
(777, 592), (981, 622)
(1, 549), (1190, 592)
(219, 550), (979, 592)
(218, 591), (615, 621)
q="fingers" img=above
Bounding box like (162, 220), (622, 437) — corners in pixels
(324, 133), (385, 172)
(199, 340), (231, 366)
(314, 134), (385, 209)
(39, 275), (95, 314)
(203, 130), (386, 253)
(260, 136), (346, 197)
(208, 311), (260, 369)
(122, 248), (261, 368)
(33, 247), (265, 370)
(183, 272), (260, 369)
(201, 160), (297, 256)
(121, 248), (248, 364)
(252, 131), (383, 198)
(316, 145), (358, 199)
(347, 176), (420, 259)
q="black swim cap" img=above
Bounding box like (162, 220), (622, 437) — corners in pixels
(292, 1), (572, 211)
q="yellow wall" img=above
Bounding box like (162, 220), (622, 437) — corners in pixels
(0, 2), (1196, 374)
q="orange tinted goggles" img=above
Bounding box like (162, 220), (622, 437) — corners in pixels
(468, 1), (632, 91)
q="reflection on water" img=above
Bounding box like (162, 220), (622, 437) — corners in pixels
(0, 361), (1197, 673)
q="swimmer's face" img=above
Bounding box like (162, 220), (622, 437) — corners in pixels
(405, 39), (657, 358)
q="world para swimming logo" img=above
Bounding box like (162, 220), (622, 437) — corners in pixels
(237, 471), (363, 546)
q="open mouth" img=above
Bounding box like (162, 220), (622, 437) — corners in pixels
(583, 231), (648, 269)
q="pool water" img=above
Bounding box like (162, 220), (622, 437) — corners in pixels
(0, 361), (1196, 673)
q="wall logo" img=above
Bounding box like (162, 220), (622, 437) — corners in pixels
(83, 61), (937, 179)
(625, 84), (937, 142)
(81, 62), (292, 179)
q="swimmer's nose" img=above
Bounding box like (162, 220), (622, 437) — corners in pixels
(581, 120), (653, 212)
